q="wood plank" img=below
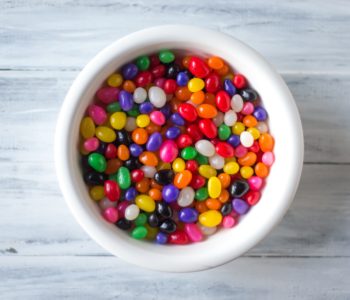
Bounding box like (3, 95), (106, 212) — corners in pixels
(1, 0), (349, 72)
(0, 164), (349, 257)
(0, 256), (349, 299)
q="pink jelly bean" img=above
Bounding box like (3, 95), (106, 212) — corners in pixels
(96, 87), (119, 104)
(241, 102), (254, 115)
(248, 176), (264, 191)
(159, 140), (179, 163)
(103, 207), (119, 223)
(222, 216), (236, 228)
(184, 223), (203, 242)
(262, 151), (275, 166)
(235, 145), (248, 158)
(150, 111), (166, 126)
(88, 104), (107, 125)
(117, 201), (129, 219)
(154, 78), (166, 89)
(84, 137), (99, 152)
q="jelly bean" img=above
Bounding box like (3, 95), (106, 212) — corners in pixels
(159, 219), (177, 234)
(259, 133), (274, 152)
(132, 128), (148, 145)
(175, 86), (191, 101)
(159, 140), (179, 163)
(116, 166), (131, 189)
(223, 79), (237, 96)
(163, 79), (177, 94)
(123, 117), (136, 132)
(132, 226), (148, 239)
(189, 56), (210, 78)
(179, 208), (198, 223)
(209, 154), (225, 169)
(117, 144), (130, 161)
(118, 90), (134, 111)
(223, 110), (237, 127)
(240, 88), (258, 101)
(149, 111), (165, 126)
(162, 184), (180, 203)
(208, 56), (224, 70)
(222, 215), (235, 228)
(218, 124), (231, 140)
(135, 178), (150, 193)
(123, 80), (136, 93)
(134, 213), (147, 226)
(223, 161), (239, 174)
(212, 111), (224, 127)
(139, 151), (158, 166)
(90, 185), (105, 201)
(220, 201), (232, 216)
(176, 134), (193, 149)
(184, 223), (203, 242)
(218, 173), (231, 189)
(240, 166), (254, 179)
(126, 104), (139, 117)
(186, 124), (203, 142)
(240, 131), (254, 148)
(110, 112), (127, 130)
(216, 64), (229, 75)
(199, 210), (222, 227)
(99, 198), (117, 210)
(188, 78), (205, 93)
(136, 55), (150, 71)
(241, 102), (255, 115)
(104, 180), (121, 201)
(208, 176), (222, 198)
(215, 91), (231, 112)
(125, 187), (137, 201)
(190, 174), (206, 189)
(132, 87), (147, 104)
(233, 74), (246, 89)
(190, 90), (205, 105)
(181, 146), (197, 160)
(107, 102), (121, 113)
(198, 165), (217, 179)
(177, 71), (190, 86)
(148, 86), (166, 108)
(247, 127), (260, 140)
(116, 218), (132, 230)
(172, 158), (186, 172)
(230, 94), (243, 113)
(88, 153), (106, 172)
(135, 194), (155, 212)
(139, 102), (153, 114)
(168, 230), (189, 244)
(148, 188), (162, 201)
(107, 73), (123, 87)
(80, 117), (95, 139)
(206, 198), (222, 210)
(84, 170), (107, 185)
(104, 144), (117, 160)
(262, 151), (275, 166)
(247, 176), (263, 191)
(170, 113), (185, 126)
(243, 115), (258, 128)
(122, 63), (138, 80)
(205, 73), (220, 93)
(174, 170), (193, 189)
(253, 106), (268, 121)
(156, 232), (168, 244)
(198, 119), (217, 139)
(146, 132), (163, 151)
(195, 187), (209, 201)
(165, 126), (181, 140)
(84, 137), (99, 152)
(215, 142), (234, 158)
(135, 114), (150, 128)
(159, 49), (175, 63)
(125, 204), (140, 221)
(88, 104), (107, 125)
(229, 180), (249, 197)
(96, 87), (119, 104)
(244, 190), (261, 206)
(197, 104), (218, 119)
(103, 207), (119, 223)
(166, 63), (181, 79)
(141, 166), (156, 178)
(232, 198), (249, 215)
(195, 140), (215, 157)
(255, 162), (269, 178)
(185, 160), (198, 172)
(177, 186), (195, 207)
(148, 213), (160, 227)
(238, 152), (257, 166)
(178, 103), (198, 122)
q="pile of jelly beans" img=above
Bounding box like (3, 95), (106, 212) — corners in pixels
(79, 50), (274, 245)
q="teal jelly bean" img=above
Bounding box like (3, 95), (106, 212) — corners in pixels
(107, 102), (121, 113)
(88, 153), (106, 172)
(195, 153), (209, 165)
(181, 146), (197, 160)
(134, 213), (147, 226)
(218, 124), (231, 140)
(195, 187), (209, 201)
(117, 166), (131, 190)
(136, 55), (150, 71)
(159, 50), (175, 64)
(131, 226), (148, 239)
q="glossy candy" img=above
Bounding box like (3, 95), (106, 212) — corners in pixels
(135, 194), (156, 212)
(159, 140), (179, 163)
(199, 210), (222, 227)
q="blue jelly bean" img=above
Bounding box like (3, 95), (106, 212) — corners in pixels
(253, 106), (268, 121)
(122, 63), (138, 80)
(139, 102), (153, 114)
(170, 112), (185, 126)
(178, 208), (198, 223)
(162, 184), (180, 203)
(146, 132), (163, 151)
(129, 143), (143, 157)
(156, 232), (168, 244)
(165, 126), (181, 139)
(176, 72), (189, 86)
(160, 104), (171, 118)
(125, 187), (137, 201)
(119, 90), (133, 111)
(232, 198), (250, 215)
(224, 79), (237, 96)
(227, 134), (241, 147)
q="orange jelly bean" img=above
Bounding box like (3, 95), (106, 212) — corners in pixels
(195, 201), (208, 213)
(255, 162), (269, 178)
(197, 104), (218, 119)
(208, 56), (224, 70)
(105, 158), (122, 174)
(190, 90), (205, 105)
(238, 152), (257, 166)
(216, 64), (229, 76)
(150, 179), (163, 190)
(182, 56), (191, 68)
(175, 87), (192, 101)
(259, 133), (274, 152)
(218, 173), (231, 189)
(117, 145), (130, 161)
(204, 92), (216, 106)
(135, 178), (150, 193)
(132, 128), (148, 145)
(243, 115), (258, 128)
(218, 189), (230, 203)
(123, 80), (136, 93)
(139, 151), (158, 166)
(206, 198), (222, 210)
(145, 123), (161, 135)
(149, 188), (162, 201)
(174, 170), (192, 189)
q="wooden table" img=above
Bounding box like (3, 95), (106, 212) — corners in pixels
(1, 1), (349, 298)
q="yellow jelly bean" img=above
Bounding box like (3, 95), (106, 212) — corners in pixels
(247, 127), (260, 140)
(95, 126), (116, 143)
(188, 78), (205, 93)
(240, 166), (254, 179)
(208, 177), (222, 199)
(198, 165), (217, 179)
(110, 112), (127, 130)
(145, 224), (158, 240)
(223, 161), (240, 174)
(225, 157), (236, 163)
(199, 210), (223, 227)
(135, 194), (156, 212)
(80, 117), (95, 139)
(232, 121), (245, 135)
(107, 73), (123, 87)
(172, 158), (186, 172)
(90, 186), (105, 201)
(158, 162), (171, 170)
(136, 114), (150, 128)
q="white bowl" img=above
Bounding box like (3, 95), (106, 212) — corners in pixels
(55, 25), (304, 272)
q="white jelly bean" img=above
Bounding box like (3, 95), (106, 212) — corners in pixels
(231, 94), (243, 112)
(240, 131), (254, 147)
(256, 121), (268, 133)
(133, 87), (147, 104)
(213, 111), (224, 126)
(209, 154), (225, 169)
(224, 110), (237, 126)
(141, 166), (157, 178)
(177, 186), (195, 207)
(149, 86), (166, 108)
(125, 117), (137, 132)
(195, 140), (215, 157)
(124, 204), (140, 221)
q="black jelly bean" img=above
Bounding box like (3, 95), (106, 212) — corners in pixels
(239, 88), (258, 101)
(124, 157), (143, 170)
(154, 170), (175, 186)
(83, 171), (107, 186)
(116, 218), (132, 230)
(156, 202), (173, 218)
(148, 213), (160, 227)
(229, 180), (250, 198)
(117, 129), (132, 146)
(159, 219), (177, 234)
(220, 202), (233, 216)
(95, 141), (107, 155)
(166, 63), (181, 79)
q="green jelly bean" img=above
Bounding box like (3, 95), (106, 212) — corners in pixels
(131, 226), (148, 239)
(159, 50), (175, 64)
(195, 153), (209, 165)
(195, 187), (209, 201)
(117, 166), (131, 190)
(127, 104), (139, 117)
(88, 153), (106, 173)
(134, 213), (147, 226)
(181, 146), (198, 160)
(136, 55), (150, 71)
(109, 173), (118, 182)
(218, 124), (231, 140)
(107, 102), (121, 113)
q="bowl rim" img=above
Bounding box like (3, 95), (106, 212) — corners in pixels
(55, 24), (304, 272)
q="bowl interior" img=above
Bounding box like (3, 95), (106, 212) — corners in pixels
(56, 25), (303, 272)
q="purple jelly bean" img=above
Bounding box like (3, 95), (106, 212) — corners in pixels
(129, 143), (143, 157)
(125, 187), (137, 201)
(178, 208), (198, 223)
(170, 113), (185, 126)
(232, 198), (250, 215)
(160, 104), (171, 118)
(165, 126), (181, 139)
(176, 72), (189, 86)
(253, 106), (268, 121)
(139, 102), (153, 114)
(162, 184), (180, 203)
(119, 90), (133, 111)
(227, 134), (240, 147)
(156, 232), (168, 244)
(122, 63), (138, 80)
(224, 79), (237, 96)
(146, 132), (163, 151)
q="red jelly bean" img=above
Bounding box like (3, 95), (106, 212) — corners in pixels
(205, 73), (220, 93)
(176, 134), (193, 148)
(178, 103), (198, 122)
(190, 174), (206, 189)
(233, 74), (247, 89)
(186, 160), (198, 172)
(105, 144), (118, 159)
(244, 191), (261, 206)
(215, 142), (235, 158)
(168, 230), (190, 244)
(150, 54), (160, 67)
(188, 56), (210, 78)
(104, 180), (121, 202)
(163, 79), (177, 94)
(151, 65), (166, 78)
(96, 87), (119, 104)
(135, 71), (153, 87)
(249, 141), (260, 153)
(186, 124), (203, 142)
(215, 91), (231, 112)
(198, 119), (217, 139)
(131, 169), (144, 183)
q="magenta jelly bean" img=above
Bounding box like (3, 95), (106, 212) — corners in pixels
(248, 176), (264, 191)
(235, 145), (248, 158)
(241, 102), (254, 115)
(103, 207), (119, 223)
(159, 140), (179, 163)
(154, 77), (166, 88)
(184, 223), (203, 242)
(84, 137), (99, 152)
(96, 87), (119, 104)
(150, 110), (166, 126)
(222, 216), (235, 228)
(88, 104), (107, 125)
(117, 201), (129, 219)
